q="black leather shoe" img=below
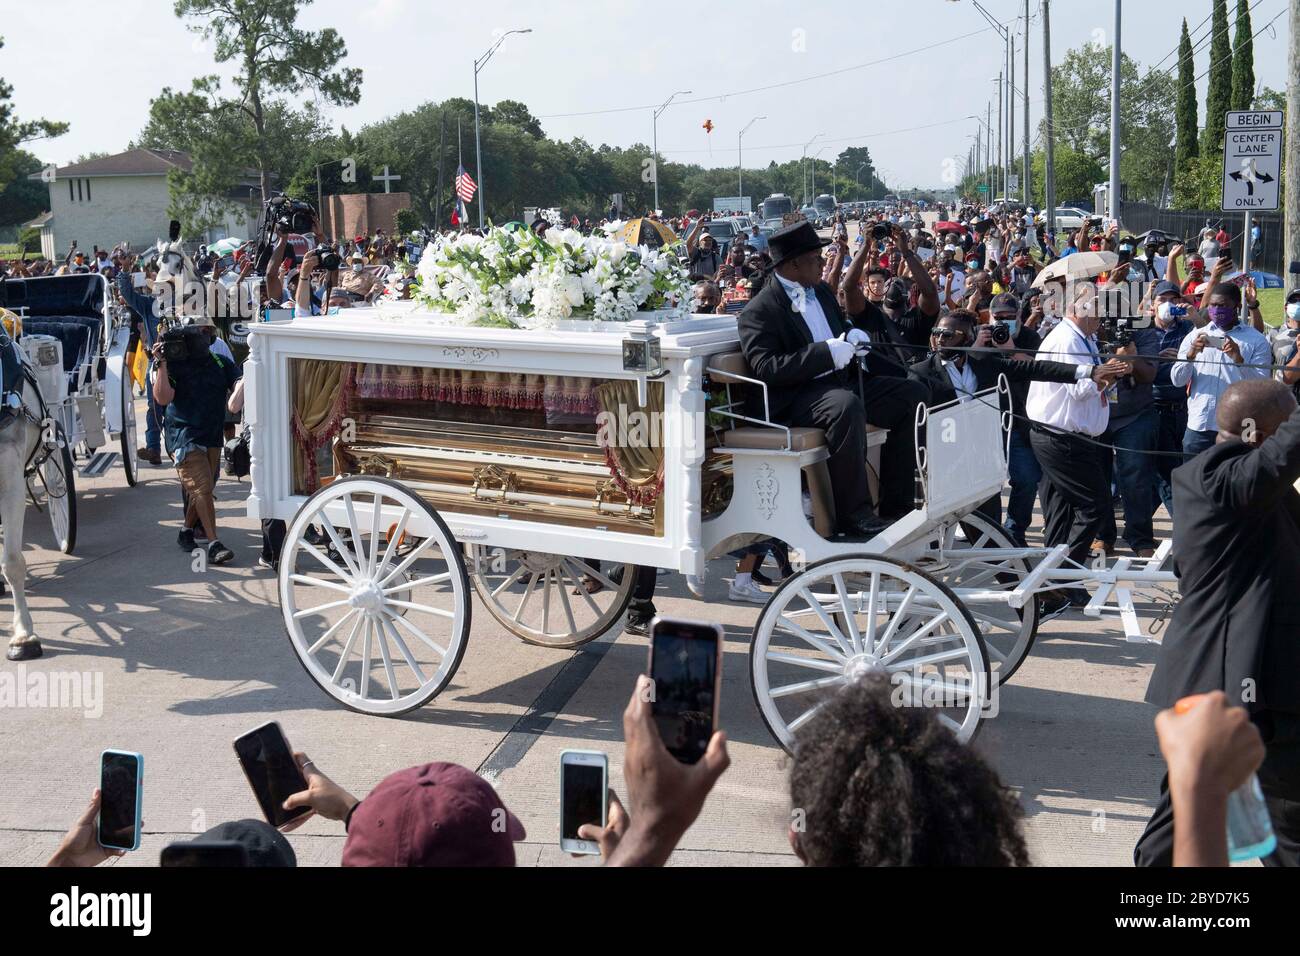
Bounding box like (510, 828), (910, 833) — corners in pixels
(837, 513), (891, 539)
(624, 601), (656, 636)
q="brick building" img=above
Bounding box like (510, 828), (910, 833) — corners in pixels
(321, 192), (412, 241)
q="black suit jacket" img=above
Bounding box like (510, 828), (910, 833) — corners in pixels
(908, 350), (1083, 408)
(1145, 407), (1300, 714)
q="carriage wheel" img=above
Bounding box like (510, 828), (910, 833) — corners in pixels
(279, 476), (471, 716)
(466, 547), (636, 648)
(39, 424), (77, 554)
(119, 370), (138, 487)
(750, 554), (989, 750)
(928, 512), (1038, 687)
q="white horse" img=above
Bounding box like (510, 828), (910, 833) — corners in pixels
(2, 360), (51, 661)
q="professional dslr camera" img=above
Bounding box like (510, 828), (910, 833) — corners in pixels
(1102, 315), (1134, 349)
(252, 194), (320, 274)
(989, 322), (1013, 345)
(310, 242), (342, 271)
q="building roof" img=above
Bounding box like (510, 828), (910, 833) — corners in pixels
(40, 147), (193, 179)
(22, 211), (53, 229)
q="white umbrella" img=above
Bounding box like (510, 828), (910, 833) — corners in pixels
(1032, 251), (1118, 289)
(208, 237), (243, 257)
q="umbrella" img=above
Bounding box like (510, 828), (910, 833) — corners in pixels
(208, 237), (243, 256)
(1248, 270), (1285, 289)
(1031, 251), (1118, 288)
(618, 218), (678, 249)
(934, 221), (966, 234)
(1134, 229), (1181, 247)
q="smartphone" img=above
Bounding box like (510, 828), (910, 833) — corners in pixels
(160, 841), (249, 867)
(559, 750), (608, 855)
(232, 721), (310, 829)
(648, 616), (724, 764)
(132, 271), (147, 289)
(98, 750), (143, 851)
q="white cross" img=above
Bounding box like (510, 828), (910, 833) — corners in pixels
(375, 165), (401, 194)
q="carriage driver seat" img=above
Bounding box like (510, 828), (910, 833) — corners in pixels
(706, 351), (887, 539)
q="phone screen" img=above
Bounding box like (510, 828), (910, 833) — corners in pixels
(649, 618), (721, 764)
(99, 751), (140, 850)
(160, 841), (250, 867)
(560, 762), (605, 841)
(233, 723), (310, 828)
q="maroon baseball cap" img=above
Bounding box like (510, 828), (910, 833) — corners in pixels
(342, 763), (525, 867)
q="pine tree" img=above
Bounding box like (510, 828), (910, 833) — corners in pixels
(1202, 0), (1233, 153)
(1175, 19), (1199, 168)
(1230, 0), (1255, 111)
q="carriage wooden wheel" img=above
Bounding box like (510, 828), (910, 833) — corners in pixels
(466, 546), (637, 648)
(750, 554), (990, 750)
(278, 476), (471, 716)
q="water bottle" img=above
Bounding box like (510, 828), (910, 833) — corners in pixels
(1174, 695), (1277, 862)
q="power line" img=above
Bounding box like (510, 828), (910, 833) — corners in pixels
(535, 27), (990, 119)
(655, 115), (985, 157)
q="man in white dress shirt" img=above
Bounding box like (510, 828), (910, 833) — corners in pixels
(1025, 290), (1132, 612)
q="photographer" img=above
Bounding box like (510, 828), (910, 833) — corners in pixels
(152, 322), (241, 565)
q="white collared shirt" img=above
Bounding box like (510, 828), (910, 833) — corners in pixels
(1025, 317), (1109, 436)
(942, 357), (979, 402)
(775, 273), (833, 343)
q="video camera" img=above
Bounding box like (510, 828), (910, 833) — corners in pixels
(1102, 315), (1134, 349)
(252, 194), (319, 275)
(310, 243), (342, 271)
(160, 322), (211, 364)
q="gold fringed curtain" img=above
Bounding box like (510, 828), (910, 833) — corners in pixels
(292, 360), (354, 493)
(594, 380), (664, 506)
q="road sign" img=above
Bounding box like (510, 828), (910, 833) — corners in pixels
(1222, 110), (1282, 212)
(1008, 175), (1019, 191)
(977, 184), (989, 194)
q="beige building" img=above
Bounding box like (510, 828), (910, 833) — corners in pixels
(29, 148), (260, 260)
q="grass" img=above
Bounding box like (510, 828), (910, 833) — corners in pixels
(1258, 287), (1287, 329)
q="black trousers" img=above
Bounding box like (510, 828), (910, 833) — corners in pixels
(1135, 712), (1300, 867)
(782, 373), (927, 521)
(1030, 425), (1110, 568)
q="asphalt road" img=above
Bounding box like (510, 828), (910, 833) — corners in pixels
(0, 396), (1173, 868)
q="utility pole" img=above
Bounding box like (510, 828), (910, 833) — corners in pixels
(996, 70), (1003, 199)
(1009, 35), (1015, 201)
(987, 101), (994, 200)
(1108, 0), (1122, 221)
(1023, 0), (1030, 204)
(1286, 0), (1300, 279)
(1043, 0), (1056, 234)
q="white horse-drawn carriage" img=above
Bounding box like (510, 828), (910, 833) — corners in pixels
(0, 272), (139, 554)
(245, 304), (1178, 746)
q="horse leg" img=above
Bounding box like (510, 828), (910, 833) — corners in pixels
(2, 434), (39, 660)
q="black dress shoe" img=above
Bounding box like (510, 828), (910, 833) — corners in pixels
(624, 600), (656, 636)
(837, 514), (891, 539)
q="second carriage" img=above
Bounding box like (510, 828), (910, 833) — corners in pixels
(246, 303), (1177, 747)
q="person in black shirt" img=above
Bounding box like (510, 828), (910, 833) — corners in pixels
(152, 327), (242, 564)
(684, 221), (722, 280)
(839, 225), (938, 366)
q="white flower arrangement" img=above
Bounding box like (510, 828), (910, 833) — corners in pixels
(413, 225), (690, 329)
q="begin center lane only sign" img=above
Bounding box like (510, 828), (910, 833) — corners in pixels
(1222, 109), (1282, 212)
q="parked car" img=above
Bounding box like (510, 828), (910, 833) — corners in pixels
(701, 218), (741, 254)
(1045, 206), (1094, 231)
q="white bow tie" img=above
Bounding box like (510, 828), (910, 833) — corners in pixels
(787, 283), (809, 315)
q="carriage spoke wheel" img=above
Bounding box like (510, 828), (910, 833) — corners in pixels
(751, 554), (989, 751)
(279, 476), (470, 716)
(928, 512), (1038, 687)
(467, 547), (636, 648)
(119, 372), (138, 487)
(38, 424), (77, 554)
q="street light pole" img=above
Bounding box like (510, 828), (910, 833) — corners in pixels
(738, 115), (765, 202)
(855, 162), (868, 198)
(1108, 0), (1122, 221)
(652, 90), (692, 215)
(800, 133), (823, 207)
(473, 28), (532, 230)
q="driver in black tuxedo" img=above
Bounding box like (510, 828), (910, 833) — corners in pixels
(737, 221), (929, 538)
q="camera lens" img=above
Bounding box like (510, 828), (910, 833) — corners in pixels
(990, 323), (1011, 345)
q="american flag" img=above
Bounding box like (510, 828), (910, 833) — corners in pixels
(455, 164), (477, 203)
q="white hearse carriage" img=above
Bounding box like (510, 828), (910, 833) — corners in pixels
(246, 302), (1177, 748)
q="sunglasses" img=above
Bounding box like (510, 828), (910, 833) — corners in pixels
(931, 328), (963, 340)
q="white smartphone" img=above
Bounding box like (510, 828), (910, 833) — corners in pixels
(559, 749), (608, 855)
(132, 271), (147, 289)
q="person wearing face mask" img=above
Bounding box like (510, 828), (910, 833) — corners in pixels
(340, 252), (379, 299)
(1025, 288), (1134, 615)
(1169, 282), (1271, 457)
(1274, 290), (1300, 402)
(1148, 281), (1197, 515)
(840, 225), (939, 367)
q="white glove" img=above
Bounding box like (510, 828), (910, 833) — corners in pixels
(845, 328), (872, 349)
(826, 335), (855, 370)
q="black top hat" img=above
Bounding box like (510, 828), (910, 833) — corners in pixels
(768, 221), (830, 267)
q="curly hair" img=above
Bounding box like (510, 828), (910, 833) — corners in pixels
(788, 676), (1029, 866)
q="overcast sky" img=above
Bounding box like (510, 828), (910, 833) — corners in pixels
(4, 0), (1292, 188)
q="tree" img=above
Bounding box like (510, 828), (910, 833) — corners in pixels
(1203, 0), (1232, 154)
(487, 100), (544, 138)
(0, 149), (49, 227)
(1230, 0), (1255, 112)
(171, 0), (362, 202)
(0, 36), (67, 196)
(1174, 18), (1199, 181)
(1031, 146), (1105, 209)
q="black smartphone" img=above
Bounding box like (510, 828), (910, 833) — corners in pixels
(160, 841), (249, 867)
(648, 617), (724, 764)
(98, 750), (143, 851)
(232, 721), (310, 829)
